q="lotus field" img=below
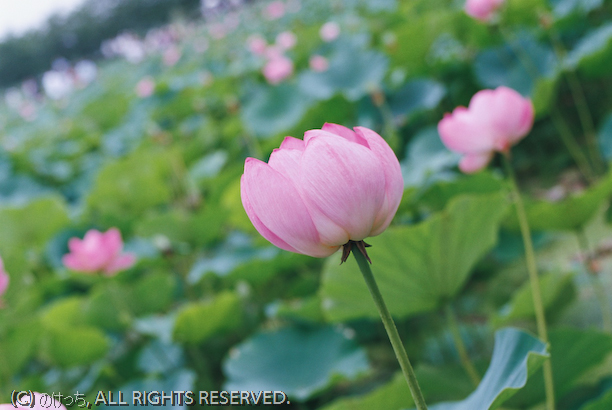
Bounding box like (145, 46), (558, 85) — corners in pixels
(1, 0), (612, 409)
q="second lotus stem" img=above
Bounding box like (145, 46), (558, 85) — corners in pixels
(502, 155), (556, 410)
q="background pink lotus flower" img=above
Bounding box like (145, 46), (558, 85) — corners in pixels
(241, 123), (404, 258)
(309, 55), (329, 72)
(438, 86), (534, 173)
(320, 21), (340, 42)
(136, 76), (155, 97)
(275, 31), (297, 50)
(62, 228), (136, 275)
(0, 392), (67, 410)
(465, 0), (505, 22)
(264, 1), (285, 20)
(247, 34), (267, 55)
(162, 46), (181, 66)
(262, 56), (294, 85)
(0, 256), (8, 299)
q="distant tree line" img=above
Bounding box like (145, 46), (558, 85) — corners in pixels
(0, 0), (202, 88)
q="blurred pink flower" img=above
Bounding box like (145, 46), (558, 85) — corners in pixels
(309, 55), (329, 72)
(438, 86), (534, 173)
(163, 46), (182, 66)
(465, 0), (505, 22)
(62, 228), (136, 275)
(264, 1), (286, 20)
(19, 102), (37, 122)
(247, 34), (267, 55)
(263, 56), (294, 85)
(241, 123), (403, 258)
(276, 31), (297, 50)
(0, 256), (8, 301)
(320, 22), (340, 42)
(136, 76), (155, 97)
(0, 392), (66, 410)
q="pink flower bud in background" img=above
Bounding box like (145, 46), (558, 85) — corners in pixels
(438, 86), (534, 173)
(0, 392), (67, 410)
(263, 56), (294, 85)
(465, 0), (505, 22)
(247, 34), (267, 55)
(264, 1), (285, 20)
(309, 55), (329, 72)
(136, 76), (155, 97)
(0, 256), (8, 299)
(276, 31), (297, 50)
(62, 228), (136, 275)
(162, 46), (182, 66)
(320, 21), (340, 42)
(241, 123), (404, 258)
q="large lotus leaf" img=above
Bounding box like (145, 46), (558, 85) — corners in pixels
(565, 23), (612, 76)
(0, 319), (42, 376)
(241, 83), (312, 138)
(504, 170), (612, 232)
(85, 149), (176, 230)
(298, 43), (388, 102)
(580, 388), (612, 410)
(508, 328), (612, 406)
(598, 113), (612, 161)
(474, 34), (558, 113)
(134, 205), (226, 247)
(400, 127), (460, 188)
(223, 326), (369, 401)
(549, 0), (603, 20)
(493, 272), (576, 326)
(173, 291), (242, 344)
(388, 79), (446, 122)
(409, 328), (548, 410)
(0, 195), (69, 252)
(418, 172), (505, 212)
(41, 326), (109, 368)
(320, 193), (508, 322)
(97, 369), (196, 410)
(320, 364), (474, 410)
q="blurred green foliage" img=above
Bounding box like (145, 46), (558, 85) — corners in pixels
(0, 0), (611, 408)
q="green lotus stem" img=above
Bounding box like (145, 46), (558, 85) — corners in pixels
(548, 106), (596, 183)
(351, 248), (428, 410)
(576, 231), (612, 332)
(445, 303), (481, 387)
(548, 30), (605, 175)
(497, 25), (595, 183)
(502, 155), (556, 410)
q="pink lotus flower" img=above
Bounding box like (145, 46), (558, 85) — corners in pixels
(162, 46), (181, 66)
(320, 22), (340, 42)
(465, 0), (505, 22)
(62, 228), (136, 275)
(0, 256), (8, 301)
(241, 123), (404, 258)
(0, 392), (67, 410)
(264, 1), (285, 20)
(438, 86), (534, 173)
(247, 34), (267, 55)
(263, 56), (294, 85)
(309, 55), (329, 72)
(276, 31), (297, 50)
(136, 76), (155, 97)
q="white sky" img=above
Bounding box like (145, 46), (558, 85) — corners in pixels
(0, 0), (87, 39)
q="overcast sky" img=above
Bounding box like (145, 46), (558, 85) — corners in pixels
(0, 0), (87, 39)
